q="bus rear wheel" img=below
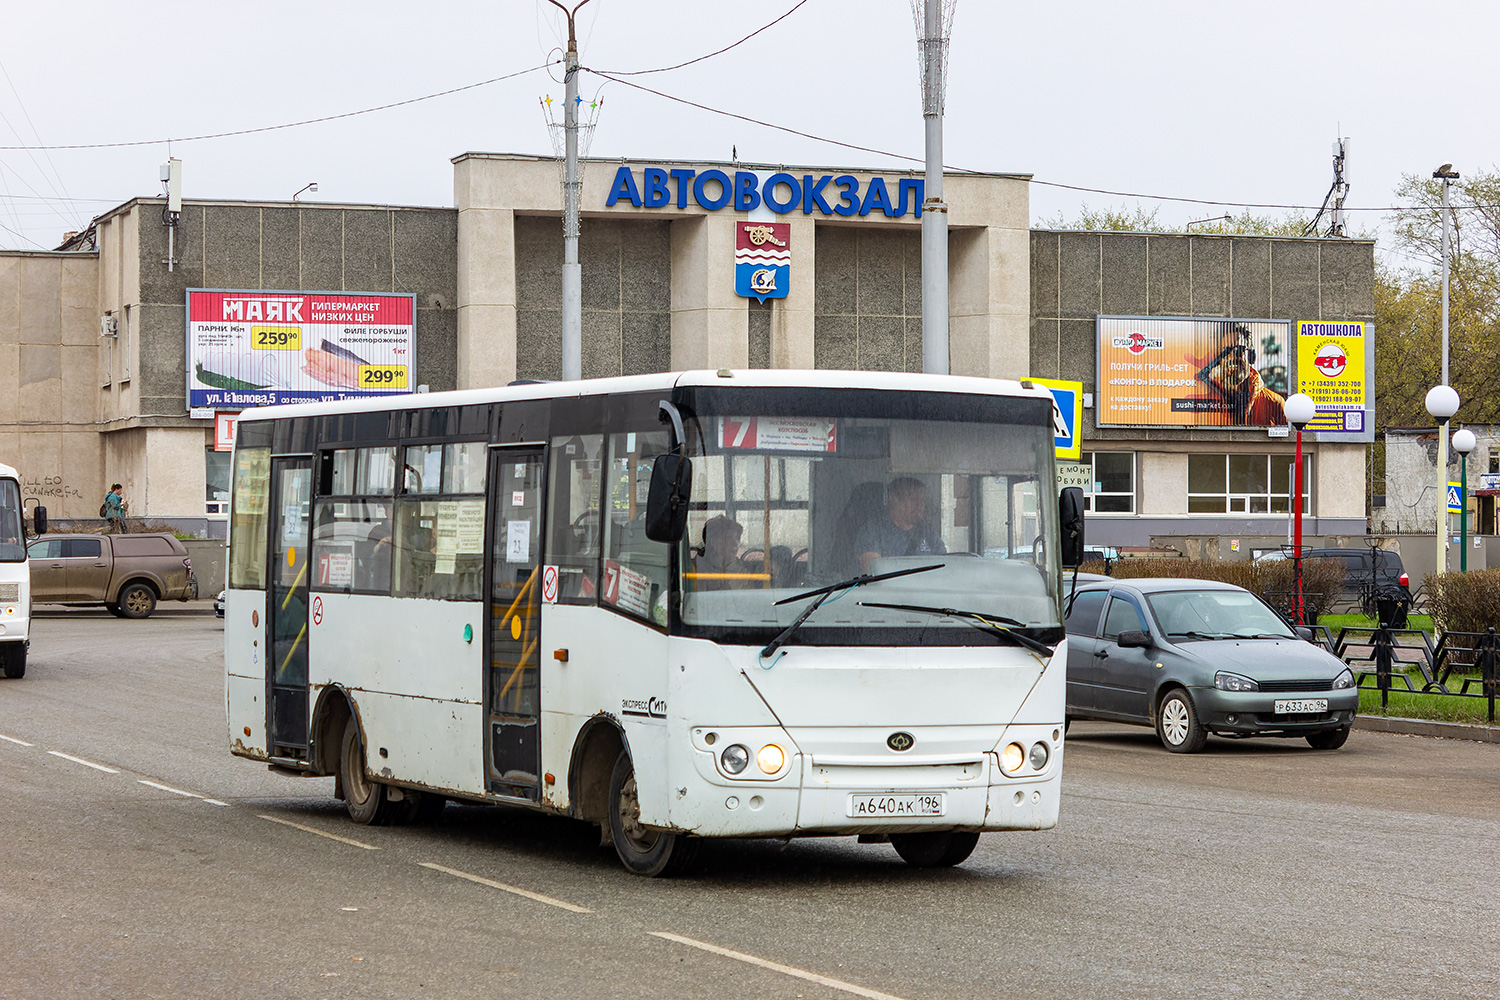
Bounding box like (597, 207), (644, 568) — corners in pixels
(1, 644), (24, 679)
(608, 751), (697, 877)
(340, 718), (397, 825)
(890, 831), (981, 868)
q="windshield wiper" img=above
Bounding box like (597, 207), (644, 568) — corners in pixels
(1232, 632), (1297, 640)
(857, 601), (1055, 655)
(1165, 630), (1234, 640)
(759, 564), (943, 659)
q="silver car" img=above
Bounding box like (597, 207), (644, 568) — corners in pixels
(1063, 578), (1358, 752)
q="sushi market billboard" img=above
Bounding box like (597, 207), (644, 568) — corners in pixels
(186, 289), (416, 408)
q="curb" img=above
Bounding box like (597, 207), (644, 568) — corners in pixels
(34, 602), (218, 619)
(1354, 715), (1500, 743)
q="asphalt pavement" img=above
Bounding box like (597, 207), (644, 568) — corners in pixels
(2, 616), (1499, 999)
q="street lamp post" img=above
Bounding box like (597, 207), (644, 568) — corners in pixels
(1285, 393), (1317, 625)
(1426, 385), (1460, 578)
(1453, 428), (1476, 572)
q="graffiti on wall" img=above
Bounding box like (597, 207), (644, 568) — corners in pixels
(21, 475), (86, 502)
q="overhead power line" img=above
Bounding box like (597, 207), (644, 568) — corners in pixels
(591, 0), (811, 76)
(0, 63), (555, 151)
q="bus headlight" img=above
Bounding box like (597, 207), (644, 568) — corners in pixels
(1001, 742), (1025, 773)
(720, 744), (750, 774)
(1028, 742), (1050, 770)
(756, 744), (785, 774)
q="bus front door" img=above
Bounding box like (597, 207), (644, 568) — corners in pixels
(485, 448), (546, 799)
(266, 457), (312, 760)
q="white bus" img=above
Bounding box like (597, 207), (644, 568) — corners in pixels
(225, 370), (1084, 875)
(0, 462), (40, 679)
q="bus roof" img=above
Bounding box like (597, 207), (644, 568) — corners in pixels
(0, 462), (18, 481)
(234, 369), (1053, 423)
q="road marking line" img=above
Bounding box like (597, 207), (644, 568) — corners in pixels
(201, 798), (229, 807)
(47, 750), (119, 773)
(648, 932), (908, 1000)
(138, 779), (204, 798)
(258, 814), (379, 850)
(0, 734), (34, 746)
(417, 862), (593, 913)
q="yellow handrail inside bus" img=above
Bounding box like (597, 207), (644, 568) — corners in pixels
(280, 558), (308, 610)
(278, 623), (307, 676)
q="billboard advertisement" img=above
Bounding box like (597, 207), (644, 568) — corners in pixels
(1296, 321), (1367, 434)
(186, 289), (416, 408)
(1096, 317), (1290, 428)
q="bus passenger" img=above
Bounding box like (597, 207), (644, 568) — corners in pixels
(855, 477), (945, 572)
(693, 515), (752, 591)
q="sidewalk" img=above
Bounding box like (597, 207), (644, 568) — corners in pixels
(1354, 715), (1500, 744)
(33, 599), (218, 618)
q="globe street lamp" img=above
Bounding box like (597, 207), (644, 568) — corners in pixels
(1426, 385), (1460, 578)
(1453, 428), (1476, 572)
(1285, 392), (1317, 625)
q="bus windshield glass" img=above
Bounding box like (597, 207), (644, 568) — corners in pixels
(0, 479), (23, 562)
(678, 405), (1061, 643)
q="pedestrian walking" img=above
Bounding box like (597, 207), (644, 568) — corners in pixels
(102, 483), (127, 533)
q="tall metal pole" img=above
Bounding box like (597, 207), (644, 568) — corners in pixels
(920, 1), (949, 375)
(1437, 421), (1450, 576)
(1439, 174), (1452, 385)
(1430, 165), (1459, 579)
(560, 20), (583, 381)
(1461, 450), (1469, 572)
(549, 0), (590, 381)
(1294, 427), (1305, 626)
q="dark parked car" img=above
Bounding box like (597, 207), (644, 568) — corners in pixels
(1256, 546), (1410, 610)
(26, 533), (197, 619)
(1064, 578), (1358, 752)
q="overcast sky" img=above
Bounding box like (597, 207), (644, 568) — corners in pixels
(3, 0), (1496, 270)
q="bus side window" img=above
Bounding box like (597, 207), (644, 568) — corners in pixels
(602, 431), (671, 626)
(547, 434), (603, 604)
(229, 447), (271, 589)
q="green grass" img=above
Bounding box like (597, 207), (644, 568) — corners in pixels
(1319, 612), (1434, 634)
(1359, 684), (1498, 725)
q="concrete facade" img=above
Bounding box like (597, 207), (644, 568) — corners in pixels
(453, 154), (1033, 386)
(1030, 229), (1377, 550)
(6, 152), (1378, 552)
(5, 199), (459, 532)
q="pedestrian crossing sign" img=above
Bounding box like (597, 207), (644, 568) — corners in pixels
(1031, 377), (1083, 461)
(1447, 482), (1463, 513)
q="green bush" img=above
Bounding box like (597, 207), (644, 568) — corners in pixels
(1424, 568), (1500, 635)
(1077, 557), (1347, 623)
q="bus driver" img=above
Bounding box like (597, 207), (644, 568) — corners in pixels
(856, 477), (945, 572)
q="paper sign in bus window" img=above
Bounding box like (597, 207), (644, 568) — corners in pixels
(507, 520), (531, 563)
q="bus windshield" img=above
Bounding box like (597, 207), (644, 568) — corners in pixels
(678, 406), (1061, 643)
(0, 479), (24, 563)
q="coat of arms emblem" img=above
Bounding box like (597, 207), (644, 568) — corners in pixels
(735, 222), (790, 302)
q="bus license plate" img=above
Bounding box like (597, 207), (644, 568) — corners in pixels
(847, 793), (945, 818)
(1274, 698), (1328, 714)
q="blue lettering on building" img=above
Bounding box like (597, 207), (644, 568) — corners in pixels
(605, 166), (923, 218)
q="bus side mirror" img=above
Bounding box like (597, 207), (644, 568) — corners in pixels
(32, 505), (47, 536)
(645, 454), (692, 543)
(1059, 487), (1084, 567)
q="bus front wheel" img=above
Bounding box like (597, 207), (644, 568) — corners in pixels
(1, 644), (24, 679)
(890, 831), (980, 868)
(607, 751), (697, 877)
(340, 718), (396, 825)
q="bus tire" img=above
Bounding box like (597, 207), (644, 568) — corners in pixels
(117, 583), (157, 619)
(340, 717), (397, 825)
(2, 645), (24, 679)
(608, 750), (697, 877)
(890, 831), (980, 868)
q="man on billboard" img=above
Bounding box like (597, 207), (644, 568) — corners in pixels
(1193, 324), (1286, 426)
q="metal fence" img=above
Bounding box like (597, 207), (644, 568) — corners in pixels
(1315, 625), (1500, 722)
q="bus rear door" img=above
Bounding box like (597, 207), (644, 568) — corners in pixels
(267, 457), (312, 759)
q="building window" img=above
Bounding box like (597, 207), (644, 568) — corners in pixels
(205, 448), (232, 515)
(1187, 453), (1308, 514)
(1082, 452), (1134, 514)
